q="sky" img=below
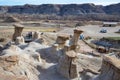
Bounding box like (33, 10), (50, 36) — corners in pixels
(0, 0), (119, 6)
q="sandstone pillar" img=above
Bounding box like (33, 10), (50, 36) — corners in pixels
(70, 29), (83, 45)
(57, 50), (78, 79)
(12, 24), (24, 41)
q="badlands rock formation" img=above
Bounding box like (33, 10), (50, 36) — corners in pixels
(12, 24), (24, 41)
(0, 26), (120, 80)
(95, 55), (120, 80)
(57, 50), (78, 79)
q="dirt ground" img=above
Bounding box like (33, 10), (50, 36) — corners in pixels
(58, 25), (120, 38)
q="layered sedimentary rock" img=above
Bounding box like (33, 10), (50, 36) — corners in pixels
(57, 50), (78, 79)
(0, 55), (19, 70)
(0, 73), (28, 80)
(95, 55), (120, 80)
(12, 24), (24, 41)
(70, 29), (83, 45)
(0, 43), (42, 80)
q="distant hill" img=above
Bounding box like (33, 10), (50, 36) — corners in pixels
(0, 3), (120, 21)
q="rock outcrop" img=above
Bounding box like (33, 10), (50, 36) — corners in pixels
(0, 73), (28, 80)
(56, 34), (69, 49)
(15, 36), (25, 44)
(12, 24), (24, 41)
(0, 44), (42, 80)
(0, 3), (119, 15)
(57, 50), (78, 79)
(0, 55), (19, 70)
(70, 29), (83, 45)
(33, 31), (41, 40)
(95, 55), (120, 80)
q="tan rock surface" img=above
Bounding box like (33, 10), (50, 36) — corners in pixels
(95, 55), (120, 80)
(0, 73), (28, 80)
(15, 36), (25, 44)
(57, 50), (78, 79)
(12, 24), (24, 41)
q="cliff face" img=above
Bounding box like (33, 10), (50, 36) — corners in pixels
(0, 3), (120, 16)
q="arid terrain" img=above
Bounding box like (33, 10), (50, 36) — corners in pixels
(0, 3), (120, 80)
(0, 16), (120, 80)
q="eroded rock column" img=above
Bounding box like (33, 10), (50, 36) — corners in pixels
(69, 29), (83, 51)
(12, 24), (24, 41)
(57, 50), (79, 79)
(70, 29), (83, 45)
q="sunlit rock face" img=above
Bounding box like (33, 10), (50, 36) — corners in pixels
(70, 29), (83, 46)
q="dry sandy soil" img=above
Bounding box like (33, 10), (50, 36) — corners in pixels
(58, 25), (120, 38)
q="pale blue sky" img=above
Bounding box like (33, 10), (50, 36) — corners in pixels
(0, 0), (119, 6)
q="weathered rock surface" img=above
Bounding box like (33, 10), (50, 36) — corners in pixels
(12, 24), (24, 41)
(95, 55), (120, 80)
(56, 34), (69, 49)
(2, 28), (118, 80)
(33, 31), (41, 40)
(0, 73), (28, 80)
(0, 43), (43, 80)
(57, 50), (78, 79)
(15, 36), (25, 44)
(0, 55), (19, 70)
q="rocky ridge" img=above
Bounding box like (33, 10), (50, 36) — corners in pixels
(0, 3), (120, 16)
